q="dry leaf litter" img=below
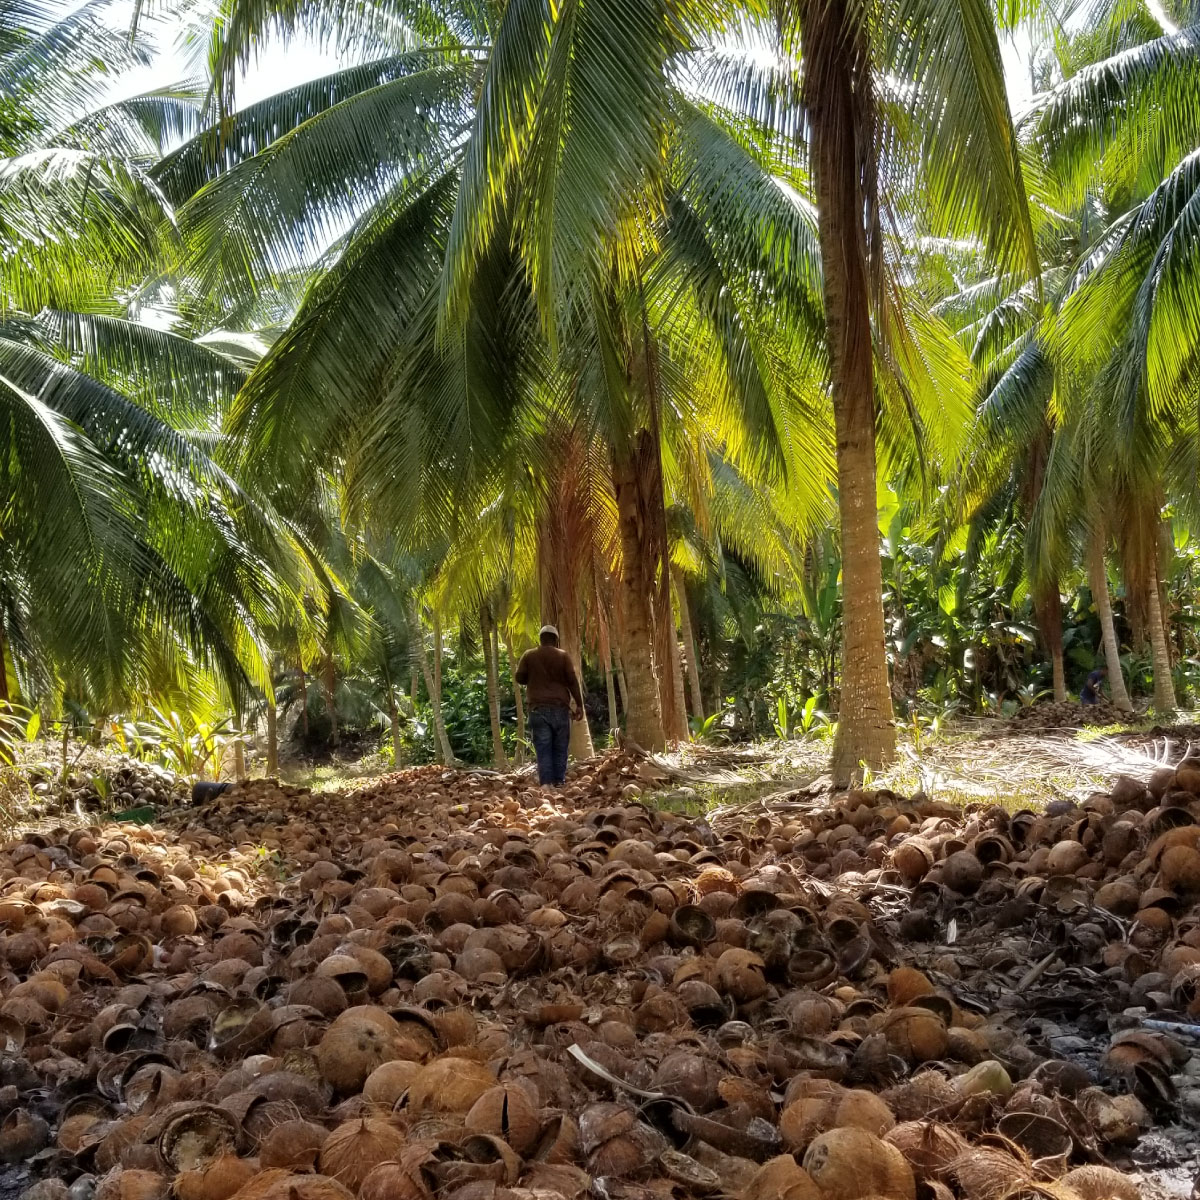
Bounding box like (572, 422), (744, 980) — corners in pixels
(1, 749), (1199, 1200)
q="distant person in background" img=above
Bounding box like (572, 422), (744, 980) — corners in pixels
(515, 625), (584, 786)
(1081, 666), (1108, 706)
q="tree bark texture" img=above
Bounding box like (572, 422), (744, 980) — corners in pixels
(1147, 553), (1177, 712)
(412, 604), (455, 764)
(666, 576), (690, 741)
(673, 565), (705, 721)
(803, 0), (896, 782)
(1088, 526), (1133, 711)
(536, 432), (596, 762)
(612, 437), (666, 750)
(481, 607), (508, 769)
(322, 650), (339, 746)
(1032, 583), (1066, 704)
(0, 626), (10, 705)
(502, 628), (526, 766)
(297, 662), (309, 736)
(390, 698), (403, 768)
(265, 693), (278, 776)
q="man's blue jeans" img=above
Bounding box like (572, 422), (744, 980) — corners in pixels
(529, 704), (570, 785)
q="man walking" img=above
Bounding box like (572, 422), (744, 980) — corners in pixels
(515, 625), (584, 786)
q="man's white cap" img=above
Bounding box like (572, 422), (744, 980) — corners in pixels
(539, 624), (560, 639)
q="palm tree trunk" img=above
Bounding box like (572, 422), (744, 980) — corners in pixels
(501, 628), (526, 766)
(233, 734), (246, 780)
(604, 645), (619, 733)
(389, 692), (403, 767)
(612, 442), (666, 750)
(432, 609), (443, 701)
(654, 557), (687, 743)
(673, 565), (704, 721)
(1033, 583), (1067, 703)
(552, 598), (595, 762)
(412, 604), (455, 764)
(297, 661), (309, 736)
(803, 0), (895, 783)
(322, 650), (339, 746)
(665, 580), (690, 742)
(265, 692), (278, 775)
(1088, 526), (1133, 712)
(481, 607), (508, 769)
(0, 625), (10, 705)
(1147, 554), (1177, 712)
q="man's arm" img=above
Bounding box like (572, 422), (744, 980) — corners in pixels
(515, 650), (531, 685)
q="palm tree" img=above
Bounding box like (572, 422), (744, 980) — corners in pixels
(167, 1), (833, 754)
(725, 0), (1038, 777)
(1000, 1), (1200, 712)
(0, 3), (317, 716)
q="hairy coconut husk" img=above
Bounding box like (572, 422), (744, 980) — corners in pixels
(316, 1008), (429, 1095)
(1160, 845), (1200, 892)
(738, 1155), (822, 1200)
(95, 1170), (169, 1200)
(882, 1009), (949, 1064)
(802, 1128), (915, 1200)
(886, 968), (935, 1007)
(942, 853), (984, 895)
(781, 1090), (895, 1150)
(407, 1058), (497, 1114)
(884, 1121), (970, 1180)
(317, 1120), (407, 1193)
(258, 1121), (328, 1172)
(174, 1155), (259, 1200)
(360, 1144), (444, 1200)
(0, 1108), (50, 1161)
(948, 1148), (1032, 1200)
(1059, 1166), (1142, 1200)
(463, 1084), (541, 1156)
(227, 1174), (354, 1200)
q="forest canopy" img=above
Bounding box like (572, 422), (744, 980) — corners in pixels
(2, 0), (1200, 783)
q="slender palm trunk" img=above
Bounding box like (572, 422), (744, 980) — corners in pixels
(1147, 554), (1177, 712)
(604, 654), (619, 734)
(265, 692), (278, 775)
(322, 650), (339, 746)
(389, 691), (403, 768)
(596, 606), (620, 736)
(1033, 583), (1067, 703)
(481, 607), (508, 769)
(654, 550), (687, 742)
(665, 579), (689, 742)
(0, 626), (10, 705)
(1088, 527), (1133, 711)
(412, 605), (455, 764)
(673, 565), (704, 721)
(502, 629), (526, 766)
(297, 661), (309, 736)
(804, 1), (895, 783)
(612, 442), (666, 750)
(432, 610), (443, 701)
(233, 734), (246, 780)
(554, 602), (595, 762)
(567, 669), (594, 761)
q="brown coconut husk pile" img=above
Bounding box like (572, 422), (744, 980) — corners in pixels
(2, 748), (1199, 1200)
(1007, 701), (1130, 734)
